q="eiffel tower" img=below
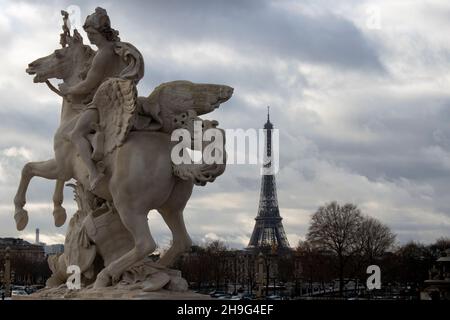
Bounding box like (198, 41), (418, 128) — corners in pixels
(247, 107), (291, 253)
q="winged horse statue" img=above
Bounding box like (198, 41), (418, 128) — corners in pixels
(13, 8), (233, 290)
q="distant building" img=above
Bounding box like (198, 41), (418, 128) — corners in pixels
(0, 238), (49, 285)
(33, 228), (64, 255)
(0, 238), (46, 263)
(44, 244), (64, 256)
(422, 249), (450, 300)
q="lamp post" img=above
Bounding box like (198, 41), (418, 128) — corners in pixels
(3, 247), (11, 297)
(294, 266), (302, 297)
(0, 269), (3, 298)
(233, 253), (238, 294)
(256, 252), (265, 298)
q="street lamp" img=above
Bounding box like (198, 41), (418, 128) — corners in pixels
(2, 247), (12, 297)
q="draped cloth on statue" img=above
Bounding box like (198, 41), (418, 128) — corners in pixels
(114, 41), (144, 84)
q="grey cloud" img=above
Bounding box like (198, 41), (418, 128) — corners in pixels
(311, 95), (450, 182)
(0, 1), (449, 247)
(67, 0), (383, 72)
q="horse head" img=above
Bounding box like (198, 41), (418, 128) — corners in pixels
(26, 29), (95, 85)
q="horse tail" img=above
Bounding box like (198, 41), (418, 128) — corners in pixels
(172, 124), (227, 186)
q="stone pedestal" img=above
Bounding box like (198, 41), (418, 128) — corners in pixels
(18, 286), (211, 300)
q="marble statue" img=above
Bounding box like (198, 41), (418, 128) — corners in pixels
(13, 8), (233, 297)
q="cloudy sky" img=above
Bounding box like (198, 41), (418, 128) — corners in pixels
(0, 0), (449, 249)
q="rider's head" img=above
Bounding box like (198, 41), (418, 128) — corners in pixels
(83, 7), (120, 45)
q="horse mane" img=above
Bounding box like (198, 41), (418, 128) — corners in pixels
(78, 45), (96, 81)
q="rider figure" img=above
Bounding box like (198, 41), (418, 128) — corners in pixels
(59, 7), (143, 190)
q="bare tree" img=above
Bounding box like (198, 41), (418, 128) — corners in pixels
(296, 240), (334, 296)
(205, 240), (229, 290)
(357, 216), (396, 264)
(429, 237), (450, 257)
(205, 240), (228, 253)
(306, 201), (363, 296)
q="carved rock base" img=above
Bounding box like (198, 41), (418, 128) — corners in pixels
(24, 262), (210, 300)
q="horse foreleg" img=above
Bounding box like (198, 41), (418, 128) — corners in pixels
(158, 207), (192, 267)
(52, 179), (67, 227)
(14, 159), (60, 231)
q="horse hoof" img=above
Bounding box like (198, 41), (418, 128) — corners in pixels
(93, 270), (112, 289)
(53, 206), (67, 227)
(14, 208), (29, 231)
(142, 272), (171, 292)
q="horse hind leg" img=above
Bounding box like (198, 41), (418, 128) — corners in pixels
(94, 204), (157, 288)
(14, 159), (60, 231)
(157, 207), (192, 267)
(157, 180), (194, 267)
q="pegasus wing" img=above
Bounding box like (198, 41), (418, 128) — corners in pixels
(140, 80), (233, 134)
(93, 78), (138, 155)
